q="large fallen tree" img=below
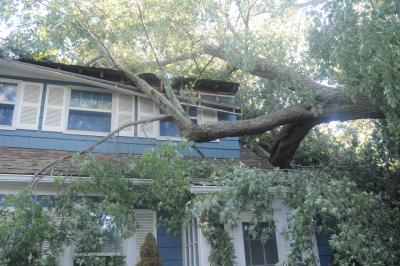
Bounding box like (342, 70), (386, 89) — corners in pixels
(1, 0), (398, 168)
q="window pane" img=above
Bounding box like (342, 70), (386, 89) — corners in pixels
(0, 104), (14, 125)
(159, 117), (181, 137)
(218, 112), (236, 121)
(0, 83), (17, 102)
(70, 90), (112, 110)
(68, 110), (111, 132)
(264, 235), (279, 264)
(200, 94), (217, 102)
(244, 239), (252, 265)
(186, 106), (197, 117)
(250, 240), (266, 265)
(218, 95), (235, 103)
(76, 213), (122, 254)
(243, 222), (279, 266)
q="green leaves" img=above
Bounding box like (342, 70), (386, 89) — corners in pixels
(308, 0), (400, 130)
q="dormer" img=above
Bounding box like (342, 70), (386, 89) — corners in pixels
(0, 59), (241, 158)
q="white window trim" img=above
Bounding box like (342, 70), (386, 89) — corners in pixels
(0, 78), (23, 130)
(182, 218), (211, 266)
(228, 201), (290, 266)
(63, 86), (114, 136)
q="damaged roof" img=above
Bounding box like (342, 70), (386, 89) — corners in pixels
(18, 59), (240, 95)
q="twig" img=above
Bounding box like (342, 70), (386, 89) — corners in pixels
(136, 2), (185, 115)
(191, 143), (206, 158)
(85, 55), (102, 66)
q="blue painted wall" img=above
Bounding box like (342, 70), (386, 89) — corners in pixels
(0, 129), (240, 158)
(0, 75), (240, 159)
(317, 234), (333, 266)
(157, 226), (183, 266)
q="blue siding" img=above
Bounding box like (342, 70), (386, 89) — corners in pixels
(157, 226), (183, 266)
(0, 129), (240, 158)
(317, 234), (333, 266)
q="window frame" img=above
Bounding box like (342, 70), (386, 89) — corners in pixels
(70, 212), (125, 265)
(64, 87), (116, 136)
(157, 104), (200, 141)
(242, 222), (279, 266)
(229, 202), (290, 266)
(199, 92), (236, 104)
(0, 78), (22, 130)
(182, 219), (200, 266)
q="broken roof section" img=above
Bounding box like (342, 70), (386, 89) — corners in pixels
(18, 59), (239, 94)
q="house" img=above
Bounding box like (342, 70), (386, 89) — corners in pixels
(0, 59), (331, 265)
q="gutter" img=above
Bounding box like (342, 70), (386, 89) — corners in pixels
(0, 174), (153, 185)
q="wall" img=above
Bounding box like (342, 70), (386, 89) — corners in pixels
(0, 74), (240, 159)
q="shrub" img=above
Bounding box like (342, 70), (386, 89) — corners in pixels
(136, 233), (162, 266)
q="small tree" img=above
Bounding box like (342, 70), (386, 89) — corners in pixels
(136, 233), (162, 266)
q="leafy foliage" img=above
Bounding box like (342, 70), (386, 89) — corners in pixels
(0, 142), (400, 265)
(308, 0), (400, 131)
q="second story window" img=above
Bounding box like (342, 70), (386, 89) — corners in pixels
(68, 90), (112, 132)
(159, 105), (197, 138)
(0, 82), (17, 126)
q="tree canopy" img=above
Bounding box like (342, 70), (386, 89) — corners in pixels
(1, 0), (399, 167)
(0, 1), (400, 265)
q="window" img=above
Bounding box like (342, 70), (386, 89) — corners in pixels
(183, 219), (200, 266)
(218, 111), (236, 121)
(159, 105), (197, 138)
(200, 94), (217, 102)
(74, 213), (124, 266)
(242, 222), (279, 266)
(67, 90), (112, 132)
(0, 82), (17, 126)
(200, 93), (235, 104)
(218, 95), (236, 104)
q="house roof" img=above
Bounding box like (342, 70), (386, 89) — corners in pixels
(18, 59), (240, 95)
(0, 146), (272, 176)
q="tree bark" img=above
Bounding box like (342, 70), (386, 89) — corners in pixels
(269, 122), (317, 168)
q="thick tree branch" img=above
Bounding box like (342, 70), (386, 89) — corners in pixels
(94, 36), (193, 132)
(269, 121), (317, 168)
(186, 105), (314, 141)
